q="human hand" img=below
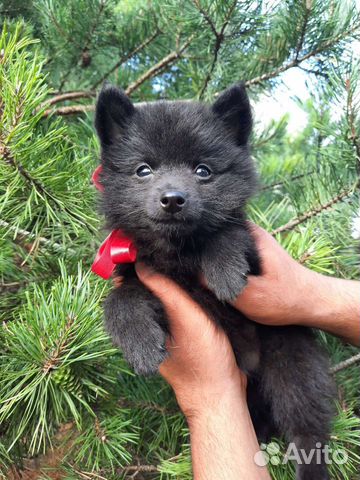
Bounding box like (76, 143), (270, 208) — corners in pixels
(135, 264), (271, 480)
(226, 223), (315, 326)
(135, 263), (246, 419)
(203, 223), (360, 346)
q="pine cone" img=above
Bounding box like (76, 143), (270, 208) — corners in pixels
(81, 49), (91, 68)
(52, 365), (82, 397)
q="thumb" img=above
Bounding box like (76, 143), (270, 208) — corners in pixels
(135, 263), (211, 338)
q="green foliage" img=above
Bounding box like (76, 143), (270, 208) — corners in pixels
(0, 263), (121, 454)
(0, 0), (359, 478)
(71, 408), (139, 472)
(0, 24), (96, 241)
(0, 442), (12, 478)
(159, 445), (192, 480)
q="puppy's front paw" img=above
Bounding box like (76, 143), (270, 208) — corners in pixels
(206, 268), (248, 302)
(201, 240), (250, 303)
(114, 318), (168, 376)
(127, 321), (168, 376)
(104, 288), (168, 376)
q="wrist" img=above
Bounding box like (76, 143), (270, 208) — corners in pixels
(300, 272), (360, 344)
(186, 373), (271, 480)
(180, 372), (247, 424)
(275, 264), (329, 326)
(263, 263), (319, 326)
(299, 270), (330, 324)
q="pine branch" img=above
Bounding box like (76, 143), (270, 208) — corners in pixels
(115, 453), (183, 477)
(125, 34), (195, 96)
(36, 86), (96, 115)
(0, 281), (23, 294)
(245, 24), (360, 87)
(41, 23), (359, 116)
(40, 90), (97, 109)
(1, 138), (81, 223)
(71, 465), (159, 480)
(331, 353), (360, 374)
(57, 61), (81, 94)
(0, 142), (48, 196)
(70, 466), (109, 479)
(271, 183), (358, 235)
(252, 128), (283, 149)
(40, 86), (105, 114)
(81, 0), (107, 58)
(260, 171), (315, 191)
(91, 30), (161, 89)
(197, 0), (237, 99)
(297, 250), (312, 264)
(0, 219), (76, 255)
(192, 0), (218, 38)
(42, 103), (95, 117)
(42, 315), (75, 374)
(42, 35), (194, 117)
(47, 7), (81, 50)
(118, 464), (159, 476)
(94, 415), (107, 442)
(298, 65), (329, 79)
(124, 464), (158, 473)
(294, 0), (312, 62)
(1, 80), (89, 228)
(42, 99), (157, 117)
(58, 0), (108, 90)
(346, 77), (360, 172)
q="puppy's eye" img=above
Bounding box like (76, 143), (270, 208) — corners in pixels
(136, 164), (152, 177)
(195, 164), (212, 178)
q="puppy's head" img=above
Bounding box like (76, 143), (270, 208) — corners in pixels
(95, 83), (257, 241)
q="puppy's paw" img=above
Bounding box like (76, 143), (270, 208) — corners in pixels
(123, 323), (168, 376)
(104, 287), (168, 376)
(201, 246), (250, 303)
(206, 269), (248, 302)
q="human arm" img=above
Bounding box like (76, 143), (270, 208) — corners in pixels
(229, 224), (360, 346)
(135, 264), (271, 480)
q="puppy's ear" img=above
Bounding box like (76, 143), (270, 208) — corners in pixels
(95, 84), (135, 146)
(212, 83), (252, 145)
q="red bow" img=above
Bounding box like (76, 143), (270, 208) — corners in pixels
(91, 165), (137, 279)
(92, 164), (104, 192)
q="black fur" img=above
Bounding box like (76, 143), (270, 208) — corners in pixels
(94, 83), (335, 479)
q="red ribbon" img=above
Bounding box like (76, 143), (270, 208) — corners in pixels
(91, 165), (104, 192)
(91, 165), (137, 279)
(91, 229), (137, 279)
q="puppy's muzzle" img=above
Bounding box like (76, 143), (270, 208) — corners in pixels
(160, 191), (186, 214)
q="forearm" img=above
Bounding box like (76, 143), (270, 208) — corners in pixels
(187, 389), (271, 480)
(302, 272), (360, 346)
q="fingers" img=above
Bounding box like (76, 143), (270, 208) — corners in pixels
(135, 263), (212, 339)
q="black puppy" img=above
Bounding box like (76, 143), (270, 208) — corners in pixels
(94, 83), (335, 480)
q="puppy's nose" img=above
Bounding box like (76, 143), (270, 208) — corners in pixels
(160, 191), (186, 213)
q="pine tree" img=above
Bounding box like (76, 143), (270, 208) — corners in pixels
(0, 1), (359, 478)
